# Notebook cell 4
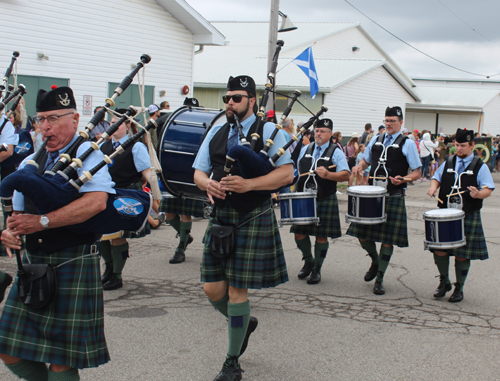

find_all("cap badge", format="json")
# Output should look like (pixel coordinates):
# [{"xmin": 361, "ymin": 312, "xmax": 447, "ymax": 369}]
[
  {"xmin": 240, "ymin": 78, "xmax": 248, "ymax": 88},
  {"xmin": 324, "ymin": 120, "xmax": 330, "ymax": 126},
  {"xmin": 397, "ymin": 109, "xmax": 401, "ymax": 116},
  {"xmin": 466, "ymin": 135, "xmax": 471, "ymax": 141},
  {"xmin": 58, "ymin": 93, "xmax": 70, "ymax": 107}
]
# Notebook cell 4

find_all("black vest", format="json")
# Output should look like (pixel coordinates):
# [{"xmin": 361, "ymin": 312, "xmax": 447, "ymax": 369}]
[
  {"xmin": 438, "ymin": 155, "xmax": 483, "ymax": 215},
  {"xmin": 296, "ymin": 142, "xmax": 338, "ymax": 201},
  {"xmin": 101, "ymin": 140, "xmax": 142, "ymax": 188},
  {"xmin": 24, "ymin": 146, "xmax": 99, "ymax": 254},
  {"xmin": 209, "ymin": 120, "xmax": 267, "ymax": 215},
  {"xmin": 369, "ymin": 133, "xmax": 409, "ymax": 194}
]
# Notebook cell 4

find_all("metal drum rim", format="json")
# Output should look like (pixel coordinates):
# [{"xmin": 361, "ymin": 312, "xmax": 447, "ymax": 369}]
[
  {"xmin": 423, "ymin": 208, "xmax": 465, "ymax": 219},
  {"xmin": 277, "ymin": 191, "xmax": 317, "ymax": 200}
]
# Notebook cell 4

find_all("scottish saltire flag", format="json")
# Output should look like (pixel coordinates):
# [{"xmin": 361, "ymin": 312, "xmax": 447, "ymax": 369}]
[{"xmin": 293, "ymin": 46, "xmax": 319, "ymax": 99}]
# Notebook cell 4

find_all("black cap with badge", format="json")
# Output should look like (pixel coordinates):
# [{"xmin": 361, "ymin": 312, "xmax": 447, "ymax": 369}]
[
  {"xmin": 183, "ymin": 97, "xmax": 199, "ymax": 107},
  {"xmin": 36, "ymin": 85, "xmax": 77, "ymax": 112},
  {"xmin": 455, "ymin": 128, "xmax": 474, "ymax": 143},
  {"xmin": 316, "ymin": 118, "xmax": 333, "ymax": 130},
  {"xmin": 227, "ymin": 75, "xmax": 256, "ymax": 97},
  {"xmin": 385, "ymin": 106, "xmax": 403, "ymax": 119}
]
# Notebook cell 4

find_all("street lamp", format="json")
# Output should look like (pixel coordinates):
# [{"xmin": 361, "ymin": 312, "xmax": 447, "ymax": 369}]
[{"xmin": 278, "ymin": 11, "xmax": 298, "ymax": 33}]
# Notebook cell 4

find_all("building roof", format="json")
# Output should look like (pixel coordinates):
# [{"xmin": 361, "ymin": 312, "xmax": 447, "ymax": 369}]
[
  {"xmin": 407, "ymin": 86, "xmax": 499, "ymax": 112},
  {"xmin": 156, "ymin": 0, "xmax": 226, "ymax": 45},
  {"xmin": 194, "ymin": 21, "xmax": 419, "ymax": 99}
]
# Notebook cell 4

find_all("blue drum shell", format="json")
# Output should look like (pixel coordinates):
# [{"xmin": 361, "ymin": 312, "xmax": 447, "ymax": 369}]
[
  {"xmin": 425, "ymin": 219, "xmax": 463, "ymax": 244},
  {"xmin": 347, "ymin": 195, "xmax": 384, "ymax": 218},
  {"xmin": 280, "ymin": 196, "xmax": 316, "ymax": 220}
]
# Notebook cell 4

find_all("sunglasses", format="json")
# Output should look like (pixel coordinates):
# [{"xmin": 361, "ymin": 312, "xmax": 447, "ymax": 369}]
[{"xmin": 222, "ymin": 94, "xmax": 250, "ymax": 104}]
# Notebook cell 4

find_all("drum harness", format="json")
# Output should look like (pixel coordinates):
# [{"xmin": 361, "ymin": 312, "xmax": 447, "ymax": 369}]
[
  {"xmin": 445, "ymin": 155, "xmax": 481, "ymax": 210},
  {"xmin": 301, "ymin": 143, "xmax": 337, "ymax": 193},
  {"xmin": 372, "ymin": 133, "xmax": 406, "ymax": 190}
]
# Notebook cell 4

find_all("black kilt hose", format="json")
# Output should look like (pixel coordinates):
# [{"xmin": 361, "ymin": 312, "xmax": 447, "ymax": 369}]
[
  {"xmin": 432, "ymin": 210, "xmax": 488, "ymax": 260},
  {"xmin": 347, "ymin": 194, "xmax": 409, "ymax": 247},
  {"xmin": 290, "ymin": 194, "xmax": 342, "ymax": 238},
  {"xmin": 0, "ymin": 244, "xmax": 110, "ymax": 369},
  {"xmin": 121, "ymin": 182, "xmax": 151, "ymax": 239},
  {"xmin": 159, "ymin": 196, "xmax": 205, "ymax": 218},
  {"xmin": 201, "ymin": 198, "xmax": 289, "ymax": 289}
]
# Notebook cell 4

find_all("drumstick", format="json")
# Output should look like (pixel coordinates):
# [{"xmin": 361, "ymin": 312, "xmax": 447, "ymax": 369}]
[
  {"xmin": 447, "ymin": 185, "xmax": 488, "ymax": 197},
  {"xmin": 299, "ymin": 165, "xmax": 336, "ymax": 177},
  {"xmin": 435, "ymin": 196, "xmax": 443, "ymax": 204},
  {"xmin": 369, "ymin": 176, "xmax": 412, "ymax": 181}
]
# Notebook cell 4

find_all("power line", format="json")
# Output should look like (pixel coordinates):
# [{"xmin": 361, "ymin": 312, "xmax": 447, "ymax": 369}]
[
  {"xmin": 344, "ymin": 0, "xmax": 500, "ymax": 78},
  {"xmin": 436, "ymin": 0, "xmax": 500, "ymax": 49}
]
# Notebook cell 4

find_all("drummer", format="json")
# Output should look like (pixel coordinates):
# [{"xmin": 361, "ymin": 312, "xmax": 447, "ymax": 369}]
[
  {"xmin": 347, "ymin": 106, "xmax": 421, "ymax": 295},
  {"xmin": 426, "ymin": 128, "xmax": 494, "ymax": 302},
  {"xmin": 292, "ymin": 118, "xmax": 350, "ymax": 284}
]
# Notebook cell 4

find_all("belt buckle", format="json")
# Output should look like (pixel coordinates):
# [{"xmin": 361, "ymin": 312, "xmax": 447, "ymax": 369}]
[{"xmin": 90, "ymin": 244, "xmax": 98, "ymax": 254}]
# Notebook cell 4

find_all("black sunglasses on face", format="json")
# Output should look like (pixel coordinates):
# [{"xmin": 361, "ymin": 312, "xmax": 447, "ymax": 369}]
[{"xmin": 222, "ymin": 94, "xmax": 250, "ymax": 104}]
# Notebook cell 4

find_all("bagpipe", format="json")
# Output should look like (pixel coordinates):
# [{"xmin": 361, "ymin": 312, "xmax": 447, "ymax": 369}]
[
  {"xmin": 0, "ymin": 83, "xmax": 25, "ymax": 116},
  {"xmin": 0, "ymin": 116, "xmax": 158, "ymax": 235},
  {"xmin": 0, "ymin": 55, "xmax": 156, "ymax": 235},
  {"xmin": 224, "ymin": 104, "xmax": 328, "ymax": 184},
  {"xmin": 0, "ymin": 51, "xmax": 20, "ymax": 101}
]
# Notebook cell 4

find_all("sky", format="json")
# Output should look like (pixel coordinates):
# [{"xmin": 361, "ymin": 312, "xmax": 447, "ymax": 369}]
[{"xmin": 185, "ymin": 0, "xmax": 500, "ymax": 80}]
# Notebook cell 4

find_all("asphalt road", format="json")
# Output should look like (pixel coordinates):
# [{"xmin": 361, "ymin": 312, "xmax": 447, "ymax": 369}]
[{"xmin": 1, "ymin": 174, "xmax": 500, "ymax": 380}]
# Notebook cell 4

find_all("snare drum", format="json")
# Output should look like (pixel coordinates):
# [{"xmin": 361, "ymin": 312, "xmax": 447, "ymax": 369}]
[
  {"xmin": 278, "ymin": 192, "xmax": 319, "ymax": 226},
  {"xmin": 158, "ymin": 106, "xmax": 226, "ymax": 200},
  {"xmin": 423, "ymin": 208, "xmax": 466, "ymax": 250},
  {"xmin": 346, "ymin": 185, "xmax": 387, "ymax": 225}
]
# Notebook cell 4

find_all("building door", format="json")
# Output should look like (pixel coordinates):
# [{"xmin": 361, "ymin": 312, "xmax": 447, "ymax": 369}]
[
  {"xmin": 107, "ymin": 83, "xmax": 154, "ymax": 125},
  {"xmin": 8, "ymin": 75, "xmax": 69, "ymax": 118}
]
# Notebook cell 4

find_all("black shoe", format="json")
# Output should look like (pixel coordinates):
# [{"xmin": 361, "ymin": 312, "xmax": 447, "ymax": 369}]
[
  {"xmin": 449, "ymin": 284, "xmax": 464, "ymax": 303},
  {"xmin": 103, "ymin": 274, "xmax": 123, "ymax": 291},
  {"xmin": 101, "ymin": 262, "xmax": 113, "ymax": 284},
  {"xmin": 214, "ymin": 356, "xmax": 243, "ymax": 381},
  {"xmin": 307, "ymin": 269, "xmax": 321, "ymax": 284},
  {"xmin": 364, "ymin": 262, "xmax": 378, "ymax": 282},
  {"xmin": 298, "ymin": 260, "xmax": 314, "ymax": 279},
  {"xmin": 433, "ymin": 276, "xmax": 452, "ymax": 298},
  {"xmin": 239, "ymin": 317, "xmax": 258, "ymax": 357},
  {"xmin": 0, "ymin": 273, "xmax": 13, "ymax": 303},
  {"xmin": 373, "ymin": 279, "xmax": 385, "ymax": 295},
  {"xmin": 169, "ymin": 248, "xmax": 185, "ymax": 264}
]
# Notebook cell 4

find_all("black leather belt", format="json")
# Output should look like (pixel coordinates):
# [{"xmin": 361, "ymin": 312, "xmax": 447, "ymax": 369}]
[{"xmin": 389, "ymin": 189, "xmax": 406, "ymax": 197}]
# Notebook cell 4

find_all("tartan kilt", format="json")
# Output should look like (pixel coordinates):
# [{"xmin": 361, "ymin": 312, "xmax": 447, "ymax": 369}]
[
  {"xmin": 290, "ymin": 194, "xmax": 341, "ymax": 238},
  {"xmin": 120, "ymin": 182, "xmax": 151, "ymax": 239},
  {"xmin": 436, "ymin": 210, "xmax": 488, "ymax": 260},
  {"xmin": 0, "ymin": 244, "xmax": 109, "ymax": 369},
  {"xmin": 200, "ymin": 199, "xmax": 289, "ymax": 289},
  {"xmin": 346, "ymin": 194, "xmax": 409, "ymax": 247},
  {"xmin": 159, "ymin": 196, "xmax": 205, "ymax": 218}
]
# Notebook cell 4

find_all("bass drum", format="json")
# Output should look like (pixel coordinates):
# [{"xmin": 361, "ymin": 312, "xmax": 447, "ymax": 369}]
[{"xmin": 158, "ymin": 106, "xmax": 226, "ymax": 200}]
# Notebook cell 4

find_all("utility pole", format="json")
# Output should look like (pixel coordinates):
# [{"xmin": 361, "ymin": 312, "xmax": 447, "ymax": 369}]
[{"xmin": 267, "ymin": 0, "xmax": 280, "ymax": 113}]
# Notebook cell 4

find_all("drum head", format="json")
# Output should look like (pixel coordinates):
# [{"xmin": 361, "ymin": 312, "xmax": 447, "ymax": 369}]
[
  {"xmin": 424, "ymin": 208, "xmax": 464, "ymax": 219},
  {"xmin": 347, "ymin": 185, "xmax": 386, "ymax": 196},
  {"xmin": 157, "ymin": 106, "xmax": 226, "ymax": 199}
]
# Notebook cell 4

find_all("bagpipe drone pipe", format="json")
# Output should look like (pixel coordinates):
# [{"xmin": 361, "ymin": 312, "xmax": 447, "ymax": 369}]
[
  {"xmin": 0, "ymin": 51, "xmax": 20, "ymax": 101},
  {"xmin": 0, "ymin": 115, "xmax": 158, "ymax": 235},
  {"xmin": 47, "ymin": 53, "xmax": 151, "ymax": 176}
]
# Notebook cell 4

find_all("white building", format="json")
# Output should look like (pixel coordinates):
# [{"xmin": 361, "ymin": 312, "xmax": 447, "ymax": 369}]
[
  {"xmin": 194, "ymin": 22, "xmax": 420, "ymax": 136},
  {"xmin": 0, "ymin": 0, "xmax": 225, "ymax": 126},
  {"xmin": 406, "ymin": 79, "xmax": 500, "ymax": 136}
]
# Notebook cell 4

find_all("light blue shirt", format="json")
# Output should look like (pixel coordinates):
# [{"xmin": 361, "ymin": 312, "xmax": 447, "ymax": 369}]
[
  {"xmin": 363, "ymin": 131, "xmax": 421, "ymax": 171},
  {"xmin": 193, "ymin": 113, "xmax": 292, "ymax": 174},
  {"xmin": 0, "ymin": 115, "xmax": 18, "ymax": 146},
  {"xmin": 296, "ymin": 141, "xmax": 350, "ymax": 173},
  {"xmin": 13, "ymin": 134, "xmax": 116, "ymax": 211},
  {"xmin": 432, "ymin": 152, "xmax": 495, "ymax": 190},
  {"xmin": 115, "ymin": 135, "xmax": 151, "ymax": 173}
]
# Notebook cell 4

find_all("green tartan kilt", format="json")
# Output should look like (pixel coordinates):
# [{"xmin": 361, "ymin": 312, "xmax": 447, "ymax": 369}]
[
  {"xmin": 433, "ymin": 210, "xmax": 488, "ymax": 260},
  {"xmin": 346, "ymin": 194, "xmax": 409, "ymax": 247},
  {"xmin": 290, "ymin": 194, "xmax": 341, "ymax": 238},
  {"xmin": 159, "ymin": 196, "xmax": 205, "ymax": 218},
  {"xmin": 120, "ymin": 182, "xmax": 151, "ymax": 239},
  {"xmin": 201, "ymin": 199, "xmax": 289, "ymax": 289},
  {"xmin": 0, "ymin": 244, "xmax": 109, "ymax": 369}
]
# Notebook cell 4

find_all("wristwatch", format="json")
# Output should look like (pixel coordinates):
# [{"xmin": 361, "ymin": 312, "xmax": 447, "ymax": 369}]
[{"xmin": 40, "ymin": 215, "xmax": 50, "ymax": 230}]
